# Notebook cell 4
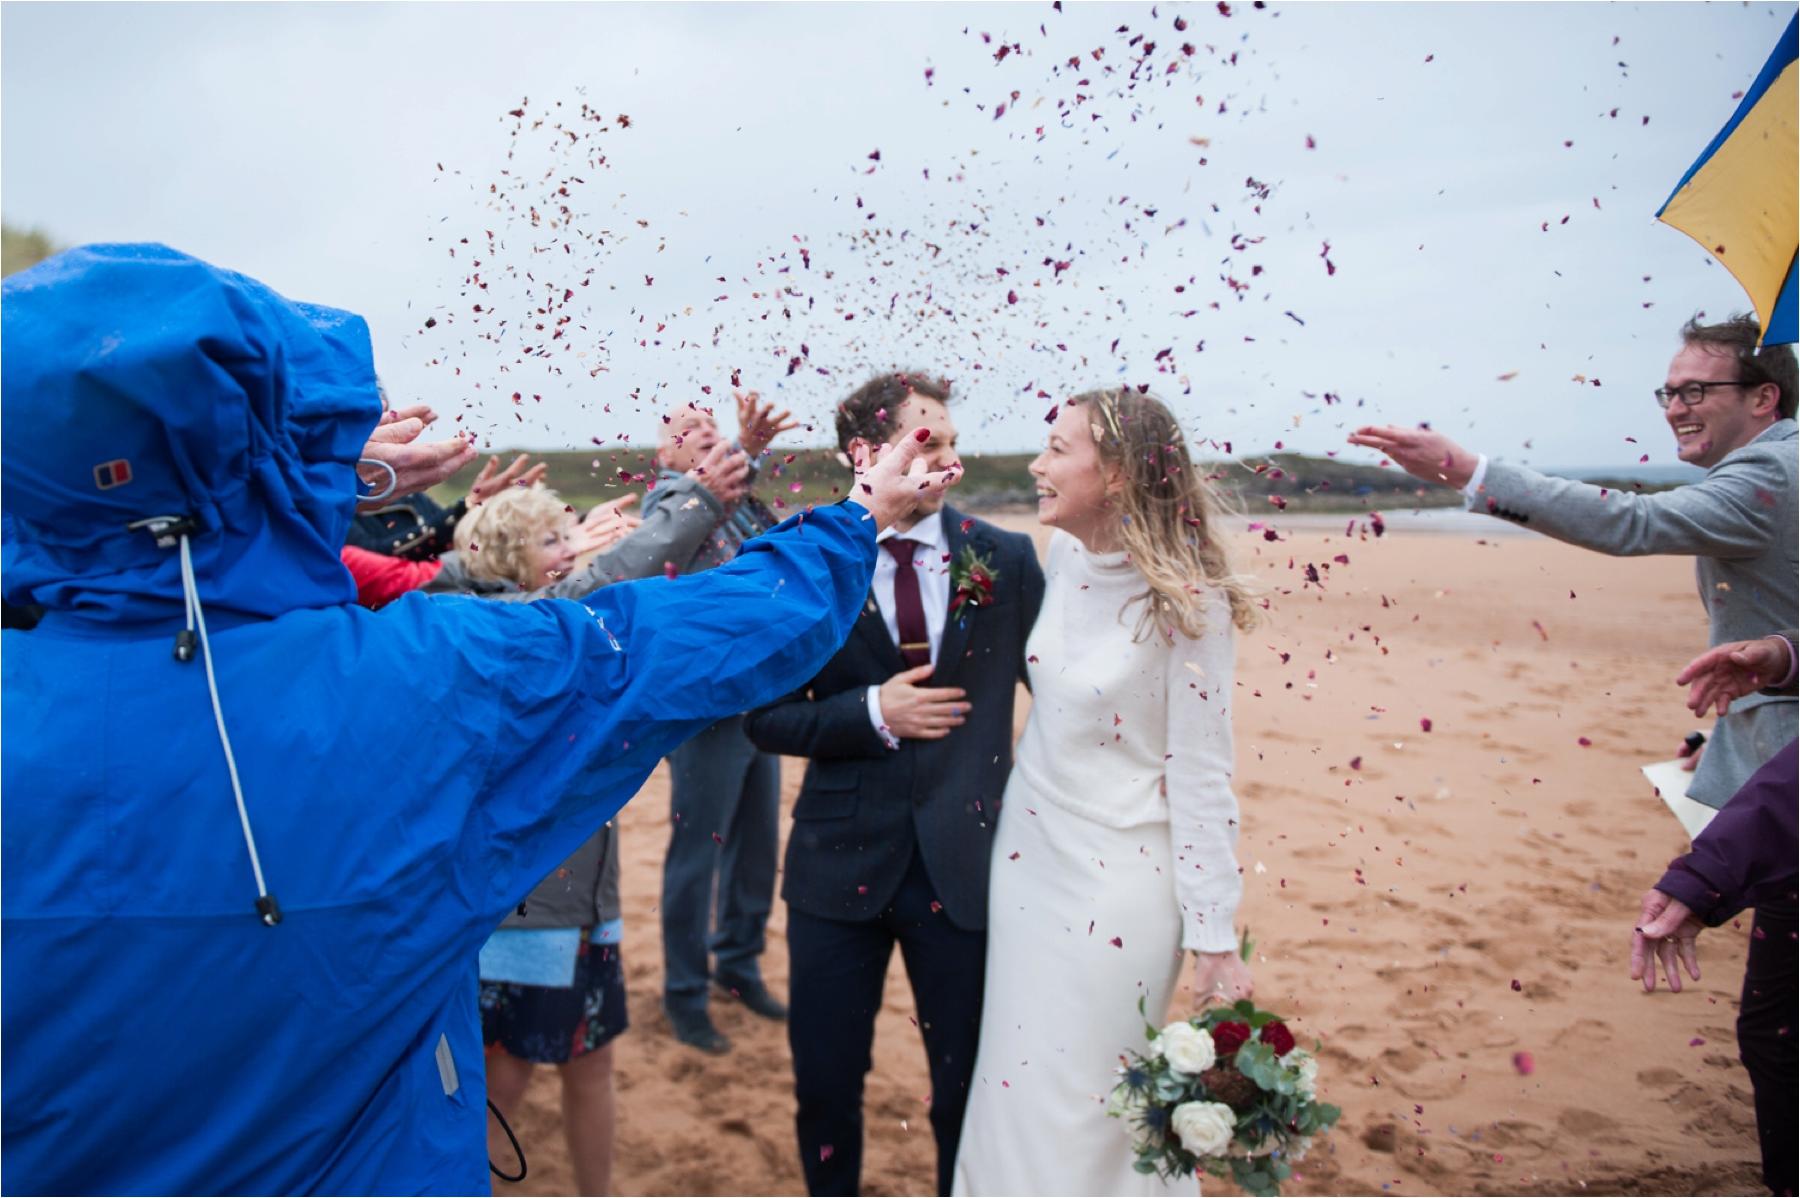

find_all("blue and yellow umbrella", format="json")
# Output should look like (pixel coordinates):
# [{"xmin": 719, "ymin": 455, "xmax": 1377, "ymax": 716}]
[{"xmin": 1657, "ymin": 15, "xmax": 1797, "ymax": 347}]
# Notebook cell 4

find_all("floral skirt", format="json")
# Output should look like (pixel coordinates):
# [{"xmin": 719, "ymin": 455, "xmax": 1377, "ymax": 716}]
[{"xmin": 480, "ymin": 941, "xmax": 628, "ymax": 1065}]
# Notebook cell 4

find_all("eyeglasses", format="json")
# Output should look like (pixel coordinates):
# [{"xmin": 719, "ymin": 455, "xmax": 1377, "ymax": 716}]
[{"xmin": 1653, "ymin": 380, "xmax": 1750, "ymax": 409}]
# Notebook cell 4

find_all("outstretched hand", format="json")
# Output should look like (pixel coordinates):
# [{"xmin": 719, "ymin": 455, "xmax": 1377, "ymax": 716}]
[
  {"xmin": 468, "ymin": 453, "xmax": 549, "ymax": 506},
  {"xmin": 358, "ymin": 406, "xmax": 477, "ymax": 511},
  {"xmin": 1675, "ymin": 636, "xmax": 1793, "ymax": 717},
  {"xmin": 1347, "ymin": 425, "xmax": 1479, "ymax": 490},
  {"xmin": 852, "ymin": 428, "xmax": 962, "ymax": 531},
  {"xmin": 735, "ymin": 390, "xmax": 799, "ymax": 461},
  {"xmin": 1631, "ymin": 889, "xmax": 1702, "ymax": 993}
]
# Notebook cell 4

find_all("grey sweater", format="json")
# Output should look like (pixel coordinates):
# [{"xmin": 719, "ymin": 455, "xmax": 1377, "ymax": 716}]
[
  {"xmin": 1476, "ymin": 418, "xmax": 1798, "ymax": 806},
  {"xmin": 426, "ymin": 473, "xmax": 724, "ymax": 601}
]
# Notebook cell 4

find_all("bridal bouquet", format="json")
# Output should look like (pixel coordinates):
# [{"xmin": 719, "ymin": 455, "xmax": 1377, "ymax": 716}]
[{"xmin": 1107, "ymin": 998, "xmax": 1341, "ymax": 1196}]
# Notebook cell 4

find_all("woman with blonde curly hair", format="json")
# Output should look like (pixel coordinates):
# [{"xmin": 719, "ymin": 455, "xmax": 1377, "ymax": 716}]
[{"xmin": 954, "ymin": 389, "xmax": 1257, "ymax": 1196}]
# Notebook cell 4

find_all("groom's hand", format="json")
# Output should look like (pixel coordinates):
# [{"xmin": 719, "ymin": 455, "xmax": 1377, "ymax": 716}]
[{"xmin": 878, "ymin": 663, "xmax": 968, "ymax": 740}]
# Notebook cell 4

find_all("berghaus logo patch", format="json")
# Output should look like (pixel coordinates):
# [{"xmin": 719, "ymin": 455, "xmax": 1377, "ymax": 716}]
[{"xmin": 93, "ymin": 459, "xmax": 133, "ymax": 490}]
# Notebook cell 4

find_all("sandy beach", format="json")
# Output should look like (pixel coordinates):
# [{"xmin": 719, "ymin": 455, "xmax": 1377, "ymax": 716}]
[{"xmin": 495, "ymin": 512, "xmax": 1765, "ymax": 1197}]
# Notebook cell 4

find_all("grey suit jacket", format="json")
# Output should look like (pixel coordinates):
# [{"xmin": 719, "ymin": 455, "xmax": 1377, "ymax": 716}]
[{"xmin": 1476, "ymin": 419, "xmax": 1798, "ymax": 806}]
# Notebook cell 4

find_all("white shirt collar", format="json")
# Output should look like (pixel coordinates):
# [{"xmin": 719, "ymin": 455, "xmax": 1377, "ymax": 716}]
[{"xmin": 876, "ymin": 507, "xmax": 947, "ymax": 549}]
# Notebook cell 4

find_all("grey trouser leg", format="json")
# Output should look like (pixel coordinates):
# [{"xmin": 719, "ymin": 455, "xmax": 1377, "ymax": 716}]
[{"xmin": 661, "ymin": 716, "xmax": 778, "ymax": 1008}]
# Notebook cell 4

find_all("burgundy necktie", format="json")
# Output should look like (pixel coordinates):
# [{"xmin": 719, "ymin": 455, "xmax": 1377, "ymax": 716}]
[{"xmin": 884, "ymin": 538, "xmax": 931, "ymax": 669}]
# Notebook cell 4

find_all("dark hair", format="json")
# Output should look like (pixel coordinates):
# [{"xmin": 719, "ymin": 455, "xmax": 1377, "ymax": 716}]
[
  {"xmin": 1680, "ymin": 313, "xmax": 1797, "ymax": 420},
  {"xmin": 835, "ymin": 372, "xmax": 950, "ymax": 454}
]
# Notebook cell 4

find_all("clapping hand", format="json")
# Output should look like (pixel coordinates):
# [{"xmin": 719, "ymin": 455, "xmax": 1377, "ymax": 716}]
[
  {"xmin": 358, "ymin": 405, "xmax": 477, "ymax": 511},
  {"xmin": 689, "ymin": 440, "xmax": 752, "ymax": 509},
  {"xmin": 1346, "ymin": 425, "xmax": 1480, "ymax": 490},
  {"xmin": 468, "ymin": 453, "xmax": 549, "ymax": 506},
  {"xmin": 735, "ymin": 390, "xmax": 799, "ymax": 461},
  {"xmin": 1630, "ymin": 889, "xmax": 1702, "ymax": 993},
  {"xmin": 1675, "ymin": 636, "xmax": 1794, "ymax": 717},
  {"xmin": 572, "ymin": 494, "xmax": 643, "ymax": 557}
]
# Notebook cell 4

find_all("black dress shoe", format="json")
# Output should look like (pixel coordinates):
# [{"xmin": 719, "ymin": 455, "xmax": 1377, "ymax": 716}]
[
  {"xmin": 713, "ymin": 973, "xmax": 788, "ymax": 1021},
  {"xmin": 665, "ymin": 1003, "xmax": 731, "ymax": 1054}
]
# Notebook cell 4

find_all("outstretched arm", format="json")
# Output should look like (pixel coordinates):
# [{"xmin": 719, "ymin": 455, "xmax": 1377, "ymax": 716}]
[{"xmin": 1349, "ymin": 424, "xmax": 1787, "ymax": 559}]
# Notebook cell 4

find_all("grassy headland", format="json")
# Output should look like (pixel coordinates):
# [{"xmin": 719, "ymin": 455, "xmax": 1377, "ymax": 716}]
[{"xmin": 433, "ymin": 446, "xmax": 1470, "ymax": 517}]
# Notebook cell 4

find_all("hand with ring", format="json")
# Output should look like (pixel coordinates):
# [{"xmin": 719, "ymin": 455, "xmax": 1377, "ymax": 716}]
[{"xmin": 1630, "ymin": 889, "xmax": 1703, "ymax": 993}]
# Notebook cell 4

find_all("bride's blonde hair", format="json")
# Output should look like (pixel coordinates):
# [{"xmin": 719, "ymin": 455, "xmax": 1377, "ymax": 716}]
[{"xmin": 1070, "ymin": 388, "xmax": 1259, "ymax": 641}]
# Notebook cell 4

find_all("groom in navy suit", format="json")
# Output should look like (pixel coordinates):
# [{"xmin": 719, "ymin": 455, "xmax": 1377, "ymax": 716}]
[{"xmin": 745, "ymin": 373, "xmax": 1045, "ymax": 1196}]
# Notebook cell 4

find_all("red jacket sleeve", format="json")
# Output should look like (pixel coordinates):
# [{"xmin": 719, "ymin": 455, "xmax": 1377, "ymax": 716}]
[{"xmin": 340, "ymin": 546, "xmax": 444, "ymax": 609}]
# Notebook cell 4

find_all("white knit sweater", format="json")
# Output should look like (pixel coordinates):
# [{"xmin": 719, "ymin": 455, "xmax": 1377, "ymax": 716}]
[{"xmin": 1011, "ymin": 531, "xmax": 1244, "ymax": 953}]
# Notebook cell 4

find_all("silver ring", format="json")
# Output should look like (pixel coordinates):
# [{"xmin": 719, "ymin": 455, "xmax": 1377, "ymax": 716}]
[{"xmin": 356, "ymin": 457, "xmax": 399, "ymax": 503}]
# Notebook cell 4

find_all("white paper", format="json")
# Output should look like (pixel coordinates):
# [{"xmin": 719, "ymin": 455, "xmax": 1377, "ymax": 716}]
[{"xmin": 1641, "ymin": 759, "xmax": 1719, "ymax": 841}]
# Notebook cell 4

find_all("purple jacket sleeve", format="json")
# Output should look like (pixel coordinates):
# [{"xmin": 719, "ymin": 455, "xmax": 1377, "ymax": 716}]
[{"xmin": 1656, "ymin": 738, "xmax": 1799, "ymax": 923}]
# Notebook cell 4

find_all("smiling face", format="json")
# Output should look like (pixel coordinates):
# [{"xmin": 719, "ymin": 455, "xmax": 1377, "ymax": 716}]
[
  {"xmin": 657, "ymin": 404, "xmax": 722, "ymax": 474},
  {"xmin": 520, "ymin": 513, "xmax": 580, "ymax": 588},
  {"xmin": 1029, "ymin": 401, "xmax": 1121, "ymax": 549},
  {"xmin": 1663, "ymin": 342, "xmax": 1780, "ymax": 468}
]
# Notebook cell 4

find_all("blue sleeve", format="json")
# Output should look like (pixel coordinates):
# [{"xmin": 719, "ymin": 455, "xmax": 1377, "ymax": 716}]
[{"xmin": 461, "ymin": 502, "xmax": 877, "ymax": 917}]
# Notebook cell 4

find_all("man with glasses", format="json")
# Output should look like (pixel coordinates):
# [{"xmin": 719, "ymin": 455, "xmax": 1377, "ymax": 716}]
[{"xmin": 1348, "ymin": 314, "xmax": 1797, "ymax": 810}]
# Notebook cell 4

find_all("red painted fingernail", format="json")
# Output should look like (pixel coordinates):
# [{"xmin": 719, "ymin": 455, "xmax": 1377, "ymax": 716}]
[{"xmin": 914, "ymin": 427, "xmax": 930, "ymax": 442}]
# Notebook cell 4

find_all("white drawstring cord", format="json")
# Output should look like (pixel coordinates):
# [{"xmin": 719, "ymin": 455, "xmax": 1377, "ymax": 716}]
[{"xmin": 177, "ymin": 532, "xmax": 281, "ymax": 926}]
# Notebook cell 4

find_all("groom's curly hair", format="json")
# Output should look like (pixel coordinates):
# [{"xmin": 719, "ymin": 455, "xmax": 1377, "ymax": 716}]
[
  {"xmin": 1070, "ymin": 388, "xmax": 1260, "ymax": 641},
  {"xmin": 835, "ymin": 372, "xmax": 951, "ymax": 455}
]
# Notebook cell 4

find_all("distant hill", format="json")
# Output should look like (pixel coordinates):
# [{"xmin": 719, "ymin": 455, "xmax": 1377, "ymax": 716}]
[{"xmin": 435, "ymin": 446, "xmax": 1485, "ymax": 515}]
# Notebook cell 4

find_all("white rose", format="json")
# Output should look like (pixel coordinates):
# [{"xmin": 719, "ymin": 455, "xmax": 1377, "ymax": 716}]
[
  {"xmin": 1150, "ymin": 1021, "xmax": 1216, "ymax": 1075},
  {"xmin": 1169, "ymin": 1100, "xmax": 1238, "ymax": 1157},
  {"xmin": 1287, "ymin": 1049, "xmax": 1318, "ymax": 1100}
]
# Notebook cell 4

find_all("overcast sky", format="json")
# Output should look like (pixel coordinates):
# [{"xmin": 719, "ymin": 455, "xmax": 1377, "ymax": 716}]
[{"xmin": 3, "ymin": 1, "xmax": 1791, "ymax": 468}]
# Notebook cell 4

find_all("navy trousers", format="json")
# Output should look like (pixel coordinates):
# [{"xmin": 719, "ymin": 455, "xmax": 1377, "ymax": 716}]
[
  {"xmin": 661, "ymin": 715, "xmax": 780, "ymax": 1010},
  {"xmin": 787, "ymin": 849, "xmax": 986, "ymax": 1197}
]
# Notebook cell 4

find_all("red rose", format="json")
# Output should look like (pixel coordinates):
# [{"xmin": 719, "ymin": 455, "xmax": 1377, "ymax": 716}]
[
  {"xmin": 1259, "ymin": 1021, "xmax": 1296, "ymax": 1057},
  {"xmin": 1210, "ymin": 1021, "xmax": 1252, "ymax": 1056}
]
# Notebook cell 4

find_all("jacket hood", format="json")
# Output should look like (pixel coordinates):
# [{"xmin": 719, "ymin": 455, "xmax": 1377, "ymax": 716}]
[{"xmin": 2, "ymin": 244, "xmax": 380, "ymax": 629}]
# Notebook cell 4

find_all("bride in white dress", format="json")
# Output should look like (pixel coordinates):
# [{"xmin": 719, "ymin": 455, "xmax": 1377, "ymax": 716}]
[{"xmin": 952, "ymin": 389, "xmax": 1258, "ymax": 1196}]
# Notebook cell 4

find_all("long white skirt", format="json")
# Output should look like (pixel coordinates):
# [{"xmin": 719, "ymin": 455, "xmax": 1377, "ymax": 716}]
[{"xmin": 952, "ymin": 774, "xmax": 1190, "ymax": 1197}]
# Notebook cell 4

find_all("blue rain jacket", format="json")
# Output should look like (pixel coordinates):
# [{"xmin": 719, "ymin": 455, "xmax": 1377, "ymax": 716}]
[{"xmin": 0, "ymin": 244, "xmax": 876, "ymax": 1195}]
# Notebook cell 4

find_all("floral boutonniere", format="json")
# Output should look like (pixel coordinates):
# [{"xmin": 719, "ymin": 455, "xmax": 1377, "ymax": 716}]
[{"xmin": 949, "ymin": 544, "xmax": 999, "ymax": 619}]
